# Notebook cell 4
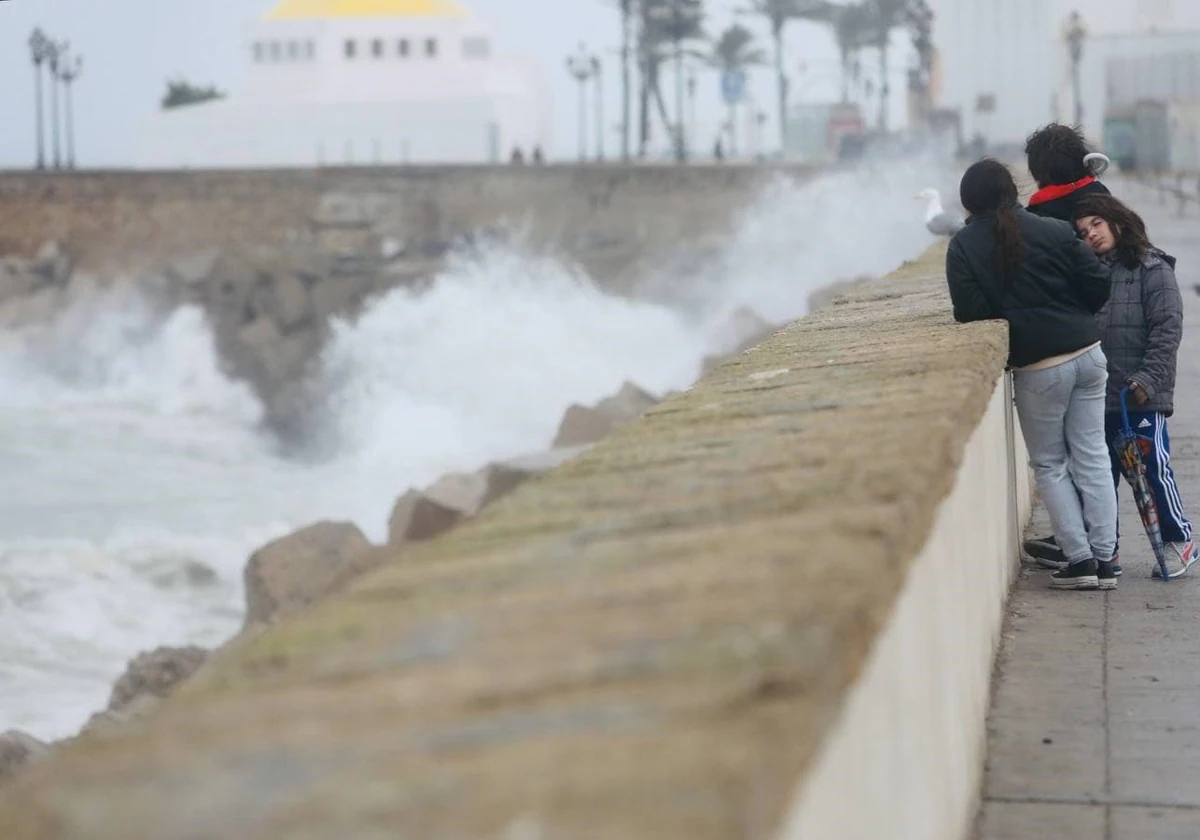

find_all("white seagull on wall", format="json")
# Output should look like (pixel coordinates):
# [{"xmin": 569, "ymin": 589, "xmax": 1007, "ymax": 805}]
[{"xmin": 916, "ymin": 188, "xmax": 965, "ymax": 237}]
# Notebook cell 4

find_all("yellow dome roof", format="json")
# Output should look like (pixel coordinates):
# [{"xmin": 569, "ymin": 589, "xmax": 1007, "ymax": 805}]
[{"xmin": 265, "ymin": 0, "xmax": 467, "ymax": 20}]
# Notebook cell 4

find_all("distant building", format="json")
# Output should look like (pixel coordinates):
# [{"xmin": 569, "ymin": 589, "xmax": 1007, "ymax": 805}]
[
  {"xmin": 137, "ymin": 0, "xmax": 551, "ymax": 168},
  {"xmin": 927, "ymin": 0, "xmax": 1200, "ymax": 146},
  {"xmin": 783, "ymin": 102, "xmax": 865, "ymax": 164}
]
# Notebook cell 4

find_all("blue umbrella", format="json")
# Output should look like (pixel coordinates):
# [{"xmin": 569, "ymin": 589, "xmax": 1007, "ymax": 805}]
[{"xmin": 1112, "ymin": 386, "xmax": 1170, "ymax": 581}]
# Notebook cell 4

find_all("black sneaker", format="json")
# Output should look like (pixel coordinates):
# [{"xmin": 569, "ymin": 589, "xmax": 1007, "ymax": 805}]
[
  {"xmin": 1051, "ymin": 558, "xmax": 1099, "ymax": 590},
  {"xmin": 1097, "ymin": 561, "xmax": 1118, "ymax": 590},
  {"xmin": 1025, "ymin": 534, "xmax": 1067, "ymax": 570}
]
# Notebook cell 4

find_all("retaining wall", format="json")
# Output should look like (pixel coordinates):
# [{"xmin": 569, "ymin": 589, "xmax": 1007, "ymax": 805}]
[
  {"xmin": 0, "ymin": 244, "xmax": 1032, "ymax": 840},
  {"xmin": 0, "ymin": 165, "xmax": 812, "ymax": 290}
]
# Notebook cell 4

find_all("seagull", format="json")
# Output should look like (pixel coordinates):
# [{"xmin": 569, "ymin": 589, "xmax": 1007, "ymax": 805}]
[{"xmin": 916, "ymin": 188, "xmax": 965, "ymax": 237}]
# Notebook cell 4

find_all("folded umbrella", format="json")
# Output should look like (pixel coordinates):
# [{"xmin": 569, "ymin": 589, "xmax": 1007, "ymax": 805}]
[{"xmin": 1112, "ymin": 386, "xmax": 1170, "ymax": 581}]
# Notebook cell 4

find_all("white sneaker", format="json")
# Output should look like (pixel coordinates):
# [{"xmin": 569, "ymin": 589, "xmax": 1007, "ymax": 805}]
[{"xmin": 1153, "ymin": 541, "xmax": 1199, "ymax": 579}]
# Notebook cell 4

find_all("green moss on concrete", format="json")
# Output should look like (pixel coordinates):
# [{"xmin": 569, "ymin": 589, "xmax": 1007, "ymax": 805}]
[{"xmin": 0, "ymin": 244, "xmax": 1011, "ymax": 840}]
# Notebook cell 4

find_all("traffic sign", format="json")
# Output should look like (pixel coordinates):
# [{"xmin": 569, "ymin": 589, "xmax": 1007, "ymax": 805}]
[{"xmin": 721, "ymin": 71, "xmax": 747, "ymax": 106}]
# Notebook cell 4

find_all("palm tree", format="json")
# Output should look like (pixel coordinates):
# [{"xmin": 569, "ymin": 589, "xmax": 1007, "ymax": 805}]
[
  {"xmin": 162, "ymin": 78, "xmax": 226, "ymax": 110},
  {"xmin": 906, "ymin": 0, "xmax": 935, "ymax": 127},
  {"xmin": 607, "ymin": 0, "xmax": 636, "ymax": 161},
  {"xmin": 864, "ymin": 0, "xmax": 908, "ymax": 132},
  {"xmin": 831, "ymin": 3, "xmax": 874, "ymax": 103},
  {"xmin": 708, "ymin": 23, "xmax": 766, "ymax": 156},
  {"xmin": 642, "ymin": 0, "xmax": 706, "ymax": 161},
  {"xmin": 742, "ymin": 0, "xmax": 833, "ymax": 156}
]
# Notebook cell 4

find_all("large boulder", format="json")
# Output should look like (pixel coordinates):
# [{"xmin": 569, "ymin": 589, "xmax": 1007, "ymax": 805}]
[
  {"xmin": 310, "ymin": 273, "xmax": 374, "ymax": 322},
  {"xmin": 164, "ymin": 249, "xmax": 220, "ymax": 290},
  {"xmin": 386, "ymin": 469, "xmax": 493, "ymax": 547},
  {"xmin": 387, "ymin": 489, "xmax": 475, "ymax": 546},
  {"xmin": 0, "ymin": 731, "xmax": 50, "ymax": 785},
  {"xmin": 707, "ymin": 306, "xmax": 776, "ymax": 357},
  {"xmin": 0, "ymin": 286, "xmax": 65, "ymax": 328},
  {"xmin": 480, "ymin": 447, "xmax": 589, "ymax": 507},
  {"xmin": 699, "ymin": 306, "xmax": 780, "ymax": 376},
  {"xmin": 0, "ymin": 241, "xmax": 74, "ymax": 312},
  {"xmin": 105, "ymin": 646, "xmax": 210, "ymax": 714},
  {"xmin": 83, "ymin": 694, "xmax": 160, "ymax": 737},
  {"xmin": 552, "ymin": 382, "xmax": 659, "ymax": 447},
  {"xmin": 243, "ymin": 522, "xmax": 374, "ymax": 627},
  {"xmin": 387, "ymin": 448, "xmax": 591, "ymax": 546},
  {"xmin": 269, "ymin": 272, "xmax": 313, "ymax": 332},
  {"xmin": 32, "ymin": 240, "xmax": 73, "ymax": 288},
  {"xmin": 425, "ymin": 470, "xmax": 489, "ymax": 513},
  {"xmin": 235, "ymin": 317, "xmax": 316, "ymax": 385},
  {"xmin": 0, "ymin": 257, "xmax": 42, "ymax": 304}
]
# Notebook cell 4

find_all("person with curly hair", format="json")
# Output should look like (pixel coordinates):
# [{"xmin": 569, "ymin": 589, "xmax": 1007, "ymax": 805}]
[
  {"xmin": 1075, "ymin": 193, "xmax": 1197, "ymax": 578},
  {"xmin": 1021, "ymin": 123, "xmax": 1115, "ymax": 570},
  {"xmin": 1025, "ymin": 123, "xmax": 1112, "ymax": 222}
]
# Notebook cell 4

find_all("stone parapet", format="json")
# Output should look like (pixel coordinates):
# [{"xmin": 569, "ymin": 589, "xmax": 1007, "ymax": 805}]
[{"xmin": 0, "ymin": 245, "xmax": 1027, "ymax": 840}]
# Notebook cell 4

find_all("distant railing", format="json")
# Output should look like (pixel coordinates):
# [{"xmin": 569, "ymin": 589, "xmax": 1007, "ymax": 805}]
[{"xmin": 1131, "ymin": 172, "xmax": 1200, "ymax": 215}]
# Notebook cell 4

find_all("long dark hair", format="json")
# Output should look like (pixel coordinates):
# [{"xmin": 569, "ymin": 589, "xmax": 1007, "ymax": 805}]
[
  {"xmin": 960, "ymin": 159, "xmax": 1022, "ymax": 283},
  {"xmin": 1074, "ymin": 194, "xmax": 1152, "ymax": 269},
  {"xmin": 1025, "ymin": 123, "xmax": 1093, "ymax": 188}
]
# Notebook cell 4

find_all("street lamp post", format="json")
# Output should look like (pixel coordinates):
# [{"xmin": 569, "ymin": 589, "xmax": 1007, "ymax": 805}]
[
  {"xmin": 687, "ymin": 68, "xmax": 697, "ymax": 154},
  {"xmin": 57, "ymin": 49, "xmax": 83, "ymax": 171},
  {"xmin": 567, "ymin": 43, "xmax": 597, "ymax": 163},
  {"xmin": 28, "ymin": 29, "xmax": 50, "ymax": 170},
  {"xmin": 46, "ymin": 40, "xmax": 65, "ymax": 170},
  {"xmin": 1064, "ymin": 11, "xmax": 1088, "ymax": 128},
  {"xmin": 591, "ymin": 55, "xmax": 604, "ymax": 162}
]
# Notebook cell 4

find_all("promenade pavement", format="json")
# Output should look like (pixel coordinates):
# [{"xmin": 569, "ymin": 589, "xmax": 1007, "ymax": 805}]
[{"xmin": 976, "ymin": 185, "xmax": 1200, "ymax": 839}]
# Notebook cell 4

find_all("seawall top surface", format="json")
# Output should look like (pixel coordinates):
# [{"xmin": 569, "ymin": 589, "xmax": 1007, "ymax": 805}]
[{"xmin": 0, "ymin": 245, "xmax": 1009, "ymax": 839}]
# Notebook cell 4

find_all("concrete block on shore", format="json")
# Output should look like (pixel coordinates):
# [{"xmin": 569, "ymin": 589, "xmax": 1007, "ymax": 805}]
[
  {"xmin": 0, "ymin": 731, "xmax": 49, "ymax": 786},
  {"xmin": 243, "ymin": 522, "xmax": 373, "ymax": 627},
  {"xmin": 553, "ymin": 381, "xmax": 659, "ymax": 447}
]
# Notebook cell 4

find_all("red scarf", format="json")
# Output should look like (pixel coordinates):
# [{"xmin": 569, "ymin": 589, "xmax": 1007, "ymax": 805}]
[{"xmin": 1028, "ymin": 175, "xmax": 1097, "ymax": 207}]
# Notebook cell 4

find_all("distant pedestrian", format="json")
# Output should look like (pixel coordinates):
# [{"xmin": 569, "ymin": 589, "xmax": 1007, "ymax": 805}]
[
  {"xmin": 532, "ymin": 145, "xmax": 545, "ymax": 165},
  {"xmin": 947, "ymin": 159, "xmax": 1117, "ymax": 590},
  {"xmin": 1075, "ymin": 193, "xmax": 1198, "ymax": 578},
  {"xmin": 510, "ymin": 146, "xmax": 526, "ymax": 165}
]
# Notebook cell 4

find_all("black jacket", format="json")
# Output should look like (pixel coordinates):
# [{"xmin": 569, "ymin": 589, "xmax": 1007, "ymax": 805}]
[
  {"xmin": 946, "ymin": 206, "xmax": 1112, "ymax": 368},
  {"xmin": 1026, "ymin": 177, "xmax": 1112, "ymax": 223}
]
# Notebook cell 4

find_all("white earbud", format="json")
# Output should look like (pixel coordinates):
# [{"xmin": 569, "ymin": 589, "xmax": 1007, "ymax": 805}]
[{"xmin": 1084, "ymin": 152, "xmax": 1111, "ymax": 177}]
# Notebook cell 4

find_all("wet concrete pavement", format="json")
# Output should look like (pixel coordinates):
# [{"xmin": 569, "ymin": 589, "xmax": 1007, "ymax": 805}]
[{"xmin": 976, "ymin": 183, "xmax": 1200, "ymax": 839}]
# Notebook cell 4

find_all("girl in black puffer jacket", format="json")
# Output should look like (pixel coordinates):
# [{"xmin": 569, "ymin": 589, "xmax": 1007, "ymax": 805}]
[{"xmin": 947, "ymin": 159, "xmax": 1117, "ymax": 591}]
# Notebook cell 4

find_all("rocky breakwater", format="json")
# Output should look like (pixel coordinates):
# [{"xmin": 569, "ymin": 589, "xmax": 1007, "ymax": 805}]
[
  {"xmin": 0, "ymin": 237, "xmax": 402, "ymax": 439},
  {"xmin": 0, "ymin": 238, "xmax": 787, "ymax": 445},
  {"xmin": 0, "ymin": 166, "xmax": 807, "ymax": 437}
]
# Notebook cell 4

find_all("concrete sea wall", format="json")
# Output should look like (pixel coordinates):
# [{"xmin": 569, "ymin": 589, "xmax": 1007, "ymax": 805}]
[
  {"xmin": 0, "ymin": 165, "xmax": 813, "ymax": 287},
  {"xmin": 0, "ymin": 245, "xmax": 1032, "ymax": 839}
]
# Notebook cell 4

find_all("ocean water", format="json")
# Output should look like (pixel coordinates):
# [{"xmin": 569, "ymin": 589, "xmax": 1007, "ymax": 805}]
[{"xmin": 0, "ymin": 159, "xmax": 952, "ymax": 741}]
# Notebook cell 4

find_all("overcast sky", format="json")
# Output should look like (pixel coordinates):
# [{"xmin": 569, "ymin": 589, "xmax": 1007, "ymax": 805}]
[{"xmin": 0, "ymin": 0, "xmax": 909, "ymax": 169}]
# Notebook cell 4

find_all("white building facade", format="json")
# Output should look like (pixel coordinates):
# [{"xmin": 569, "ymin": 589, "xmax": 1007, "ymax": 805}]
[
  {"xmin": 927, "ymin": 0, "xmax": 1200, "ymax": 146},
  {"xmin": 138, "ymin": 0, "xmax": 551, "ymax": 168}
]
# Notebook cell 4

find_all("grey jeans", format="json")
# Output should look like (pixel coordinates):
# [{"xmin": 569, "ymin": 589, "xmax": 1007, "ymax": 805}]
[{"xmin": 1013, "ymin": 344, "xmax": 1118, "ymax": 565}]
